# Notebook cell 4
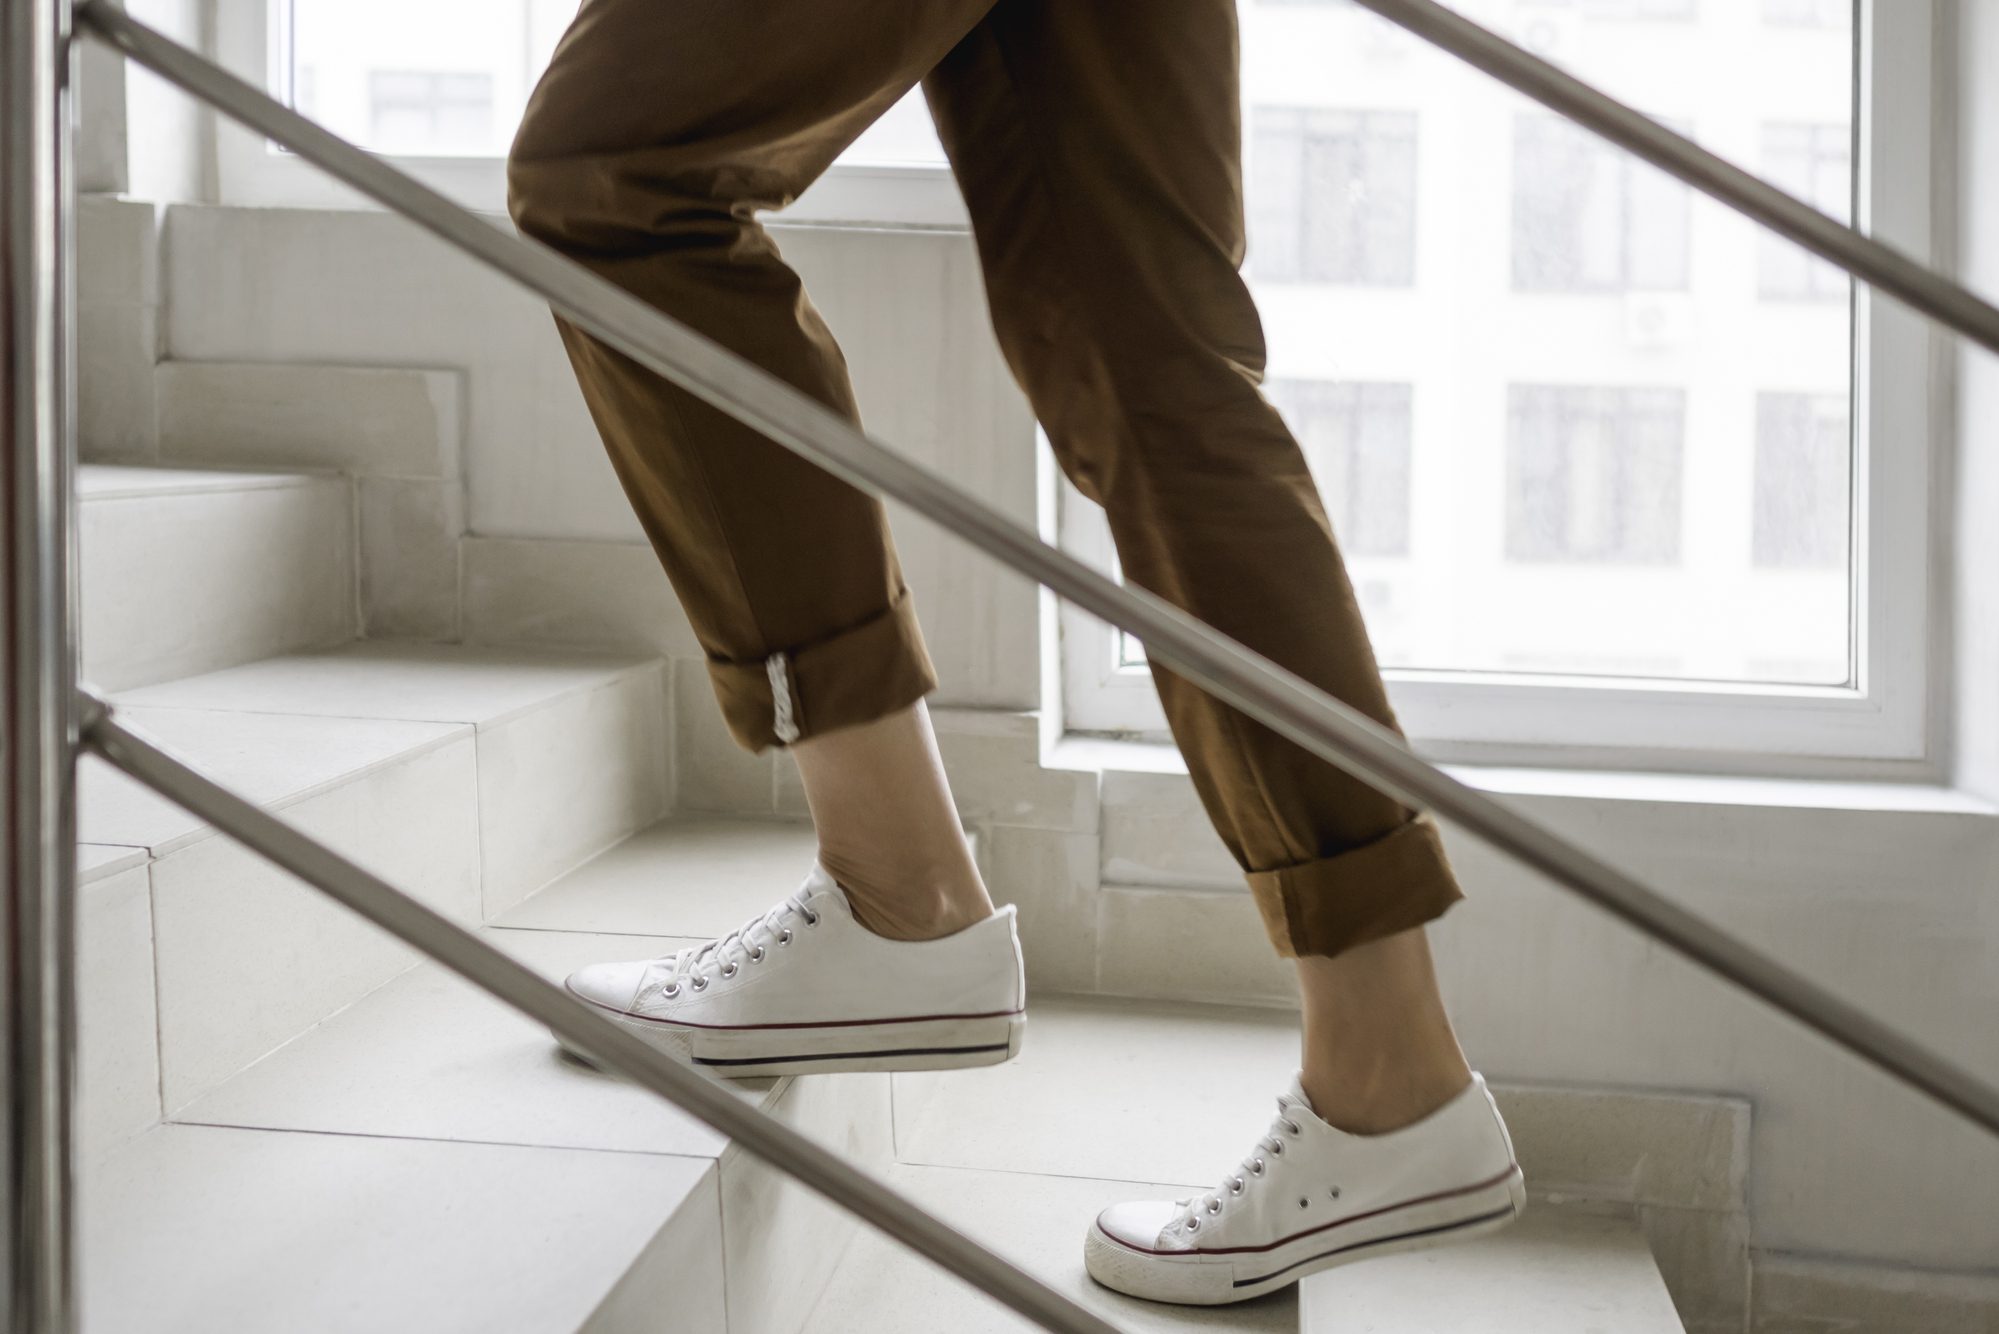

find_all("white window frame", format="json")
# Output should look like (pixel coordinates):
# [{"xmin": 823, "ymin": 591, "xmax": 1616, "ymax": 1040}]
[
  {"xmin": 210, "ymin": 0, "xmax": 970, "ymax": 226},
  {"xmin": 1060, "ymin": 0, "xmax": 1946, "ymax": 780}
]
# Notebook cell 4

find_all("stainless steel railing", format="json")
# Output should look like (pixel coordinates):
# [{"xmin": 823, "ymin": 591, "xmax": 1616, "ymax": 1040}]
[{"xmin": 4, "ymin": 0, "xmax": 1994, "ymax": 1330}]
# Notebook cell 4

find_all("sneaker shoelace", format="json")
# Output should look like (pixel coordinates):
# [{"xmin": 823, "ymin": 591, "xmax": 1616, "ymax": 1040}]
[
  {"xmin": 1178, "ymin": 1095, "xmax": 1308, "ymax": 1234},
  {"xmin": 639, "ymin": 887, "xmax": 820, "ymax": 1000}
]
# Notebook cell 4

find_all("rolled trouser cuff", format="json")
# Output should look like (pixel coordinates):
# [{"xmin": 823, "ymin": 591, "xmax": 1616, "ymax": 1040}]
[
  {"xmin": 1244, "ymin": 815, "xmax": 1463, "ymax": 959},
  {"xmin": 707, "ymin": 586, "xmax": 937, "ymax": 752}
]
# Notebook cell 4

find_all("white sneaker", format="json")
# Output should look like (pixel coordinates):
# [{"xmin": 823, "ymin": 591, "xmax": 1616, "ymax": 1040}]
[
  {"xmin": 1085, "ymin": 1074, "xmax": 1524, "ymax": 1305},
  {"xmin": 560, "ymin": 865, "xmax": 1026, "ymax": 1077}
]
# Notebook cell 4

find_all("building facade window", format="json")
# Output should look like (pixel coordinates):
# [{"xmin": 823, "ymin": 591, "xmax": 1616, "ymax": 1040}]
[
  {"xmin": 1754, "ymin": 393, "xmax": 1850, "ymax": 569},
  {"xmin": 1267, "ymin": 380, "xmax": 1415, "ymax": 557},
  {"xmin": 1512, "ymin": 113, "xmax": 1691, "ymax": 292},
  {"xmin": 1760, "ymin": 122, "xmax": 1853, "ymax": 300},
  {"xmin": 1763, "ymin": 0, "xmax": 1850, "ymax": 29},
  {"xmin": 1505, "ymin": 385, "xmax": 1685, "ymax": 564},
  {"xmin": 367, "ymin": 71, "xmax": 494, "ymax": 156},
  {"xmin": 1249, "ymin": 107, "xmax": 1419, "ymax": 286}
]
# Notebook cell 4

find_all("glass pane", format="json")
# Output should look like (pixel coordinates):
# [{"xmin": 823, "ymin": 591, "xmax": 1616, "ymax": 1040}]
[
  {"xmin": 1242, "ymin": 0, "xmax": 1854, "ymax": 686},
  {"xmin": 288, "ymin": 0, "xmax": 576, "ymax": 157},
  {"xmin": 286, "ymin": 0, "xmax": 951, "ymax": 165}
]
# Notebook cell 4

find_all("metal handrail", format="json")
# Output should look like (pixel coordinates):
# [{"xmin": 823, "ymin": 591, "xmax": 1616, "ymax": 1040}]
[
  {"xmin": 1352, "ymin": 0, "xmax": 1999, "ymax": 359},
  {"xmin": 5, "ymin": 1, "xmax": 1987, "ymax": 1331}
]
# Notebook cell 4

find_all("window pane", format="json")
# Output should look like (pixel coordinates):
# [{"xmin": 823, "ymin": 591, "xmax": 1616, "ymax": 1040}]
[
  {"xmin": 289, "ymin": 0, "xmax": 575, "ymax": 157},
  {"xmin": 1243, "ymin": 0, "xmax": 1853, "ymax": 685}
]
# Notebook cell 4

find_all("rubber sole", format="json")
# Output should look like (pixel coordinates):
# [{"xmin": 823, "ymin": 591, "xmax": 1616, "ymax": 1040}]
[
  {"xmin": 1084, "ymin": 1165, "xmax": 1527, "ymax": 1306},
  {"xmin": 557, "ymin": 1005, "xmax": 1026, "ymax": 1078}
]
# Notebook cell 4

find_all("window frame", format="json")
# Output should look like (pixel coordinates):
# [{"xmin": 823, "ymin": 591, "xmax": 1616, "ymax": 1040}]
[
  {"xmin": 211, "ymin": 0, "xmax": 971, "ymax": 226},
  {"xmin": 1061, "ymin": 0, "xmax": 1946, "ymax": 780}
]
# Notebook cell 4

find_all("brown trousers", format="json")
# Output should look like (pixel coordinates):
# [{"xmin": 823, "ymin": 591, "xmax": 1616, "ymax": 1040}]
[{"xmin": 507, "ymin": 0, "xmax": 1463, "ymax": 958}]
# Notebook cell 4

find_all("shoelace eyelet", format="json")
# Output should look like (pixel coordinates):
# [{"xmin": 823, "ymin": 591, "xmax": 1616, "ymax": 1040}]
[
  {"xmin": 1329, "ymin": 1186, "xmax": 1342, "ymax": 1200},
  {"xmin": 1206, "ymin": 1198, "xmax": 1222, "ymax": 1215},
  {"xmin": 1298, "ymin": 1197, "xmax": 1310, "ymax": 1209},
  {"xmin": 1270, "ymin": 1141, "xmax": 1283, "ymax": 1157},
  {"xmin": 1184, "ymin": 1217, "xmax": 1200, "ymax": 1233},
  {"xmin": 690, "ymin": 975, "xmax": 709, "ymax": 991},
  {"xmin": 749, "ymin": 946, "xmax": 766, "ymax": 964},
  {"xmin": 721, "ymin": 962, "xmax": 738, "ymax": 979},
  {"xmin": 803, "ymin": 910, "xmax": 820, "ymax": 927},
  {"xmin": 1249, "ymin": 1159, "xmax": 1265, "ymax": 1176},
  {"xmin": 1229, "ymin": 1177, "xmax": 1244, "ymax": 1195},
  {"xmin": 778, "ymin": 928, "xmax": 793, "ymax": 946},
  {"xmin": 1284, "ymin": 1120, "xmax": 1301, "ymax": 1137},
  {"xmin": 662, "ymin": 983, "xmax": 680, "ymax": 998}
]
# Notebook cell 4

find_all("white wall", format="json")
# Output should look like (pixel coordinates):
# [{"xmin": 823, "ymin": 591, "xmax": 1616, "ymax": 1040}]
[{"xmin": 161, "ymin": 206, "xmax": 1042, "ymax": 709}]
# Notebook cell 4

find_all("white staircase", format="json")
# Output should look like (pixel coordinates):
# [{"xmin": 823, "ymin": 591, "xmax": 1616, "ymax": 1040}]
[{"xmin": 73, "ymin": 434, "xmax": 1700, "ymax": 1330}]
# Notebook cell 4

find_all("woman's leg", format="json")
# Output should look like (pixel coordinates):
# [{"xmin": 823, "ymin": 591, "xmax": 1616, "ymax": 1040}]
[
  {"xmin": 924, "ymin": 3, "xmax": 1516, "ymax": 1302},
  {"xmin": 508, "ymin": 0, "xmax": 1027, "ymax": 1078},
  {"xmin": 509, "ymin": 0, "xmax": 999, "ymax": 940},
  {"xmin": 791, "ymin": 702, "xmax": 994, "ymax": 942},
  {"xmin": 922, "ymin": 0, "xmax": 1471, "ymax": 1129}
]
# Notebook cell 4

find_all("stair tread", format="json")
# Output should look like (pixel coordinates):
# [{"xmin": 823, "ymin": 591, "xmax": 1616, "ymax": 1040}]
[
  {"xmin": 115, "ymin": 641, "xmax": 661, "ymax": 728},
  {"xmin": 84, "ymin": 644, "xmax": 664, "ymax": 854},
  {"xmin": 81, "ymin": 1122, "xmax": 717, "ymax": 1334},
  {"xmin": 78, "ymin": 461, "xmax": 336, "ymax": 500},
  {"xmin": 496, "ymin": 816, "xmax": 819, "ymax": 939},
  {"xmin": 174, "ymin": 923, "xmax": 767, "ymax": 1159}
]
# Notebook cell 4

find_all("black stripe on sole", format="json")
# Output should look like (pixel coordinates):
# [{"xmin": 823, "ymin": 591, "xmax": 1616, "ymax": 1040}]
[
  {"xmin": 692, "ymin": 1041, "xmax": 1012, "ymax": 1068},
  {"xmin": 1232, "ymin": 1203, "xmax": 1519, "ymax": 1288}
]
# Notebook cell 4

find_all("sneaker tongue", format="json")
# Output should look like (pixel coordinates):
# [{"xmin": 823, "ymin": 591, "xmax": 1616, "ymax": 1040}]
[
  {"xmin": 1281, "ymin": 1072, "xmax": 1318, "ymax": 1119},
  {"xmin": 798, "ymin": 864, "xmax": 852, "ymax": 916}
]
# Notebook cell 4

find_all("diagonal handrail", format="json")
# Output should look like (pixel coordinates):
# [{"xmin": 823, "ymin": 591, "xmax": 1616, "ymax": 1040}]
[
  {"xmin": 77, "ymin": 693, "xmax": 1126, "ymax": 1334},
  {"xmin": 1351, "ymin": 0, "xmax": 1999, "ymax": 358},
  {"xmin": 75, "ymin": 0, "xmax": 1999, "ymax": 1150}
]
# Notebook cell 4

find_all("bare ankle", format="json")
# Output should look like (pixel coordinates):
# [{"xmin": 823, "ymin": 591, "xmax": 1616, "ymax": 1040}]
[
  {"xmin": 1298, "ymin": 1055, "xmax": 1471, "ymax": 1136},
  {"xmin": 845, "ymin": 888, "xmax": 990, "ymax": 942}
]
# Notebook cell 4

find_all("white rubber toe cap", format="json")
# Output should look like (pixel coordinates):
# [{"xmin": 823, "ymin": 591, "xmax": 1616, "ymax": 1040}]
[
  {"xmin": 1095, "ymin": 1200, "xmax": 1183, "ymax": 1251},
  {"xmin": 564, "ymin": 960, "xmax": 649, "ymax": 1014}
]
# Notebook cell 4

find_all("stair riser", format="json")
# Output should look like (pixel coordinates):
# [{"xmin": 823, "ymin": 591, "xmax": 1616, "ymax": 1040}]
[
  {"xmin": 716, "ymin": 1073, "xmax": 894, "ymax": 1334},
  {"xmin": 78, "ymin": 859, "xmax": 163, "ymax": 1160},
  {"xmin": 81, "ymin": 478, "xmax": 357, "ymax": 691},
  {"xmin": 149, "ymin": 735, "xmax": 482, "ymax": 1111},
  {"xmin": 476, "ymin": 662, "xmax": 674, "ymax": 917}
]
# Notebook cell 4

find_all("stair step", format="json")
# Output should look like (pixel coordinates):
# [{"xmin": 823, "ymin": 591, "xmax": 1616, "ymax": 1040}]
[
  {"xmin": 78, "ymin": 644, "xmax": 671, "ymax": 1123},
  {"xmin": 79, "ymin": 463, "xmax": 356, "ymax": 690},
  {"xmin": 1300, "ymin": 1206, "xmax": 1683, "ymax": 1332},
  {"xmin": 80, "ymin": 1123, "xmax": 724, "ymax": 1334}
]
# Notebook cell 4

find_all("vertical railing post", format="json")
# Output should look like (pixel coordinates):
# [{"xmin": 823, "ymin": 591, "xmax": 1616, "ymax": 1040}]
[{"xmin": 2, "ymin": 0, "xmax": 80, "ymax": 1328}]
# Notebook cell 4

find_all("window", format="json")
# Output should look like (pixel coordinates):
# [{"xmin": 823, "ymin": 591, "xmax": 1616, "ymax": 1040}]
[
  {"xmin": 1067, "ymin": 0, "xmax": 1930, "ymax": 772},
  {"xmin": 1505, "ymin": 386, "xmax": 1684, "ymax": 564},
  {"xmin": 1759, "ymin": 123, "xmax": 1853, "ymax": 301},
  {"xmin": 1512, "ymin": 114, "xmax": 1690, "ymax": 291},
  {"xmin": 1268, "ymin": 380, "xmax": 1415, "ymax": 557},
  {"xmin": 1250, "ymin": 108, "xmax": 1418, "ymax": 285},
  {"xmin": 367, "ymin": 72, "xmax": 493, "ymax": 156},
  {"xmin": 218, "ymin": 0, "xmax": 963, "ymax": 221},
  {"xmin": 1754, "ymin": 393, "xmax": 1850, "ymax": 569}
]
